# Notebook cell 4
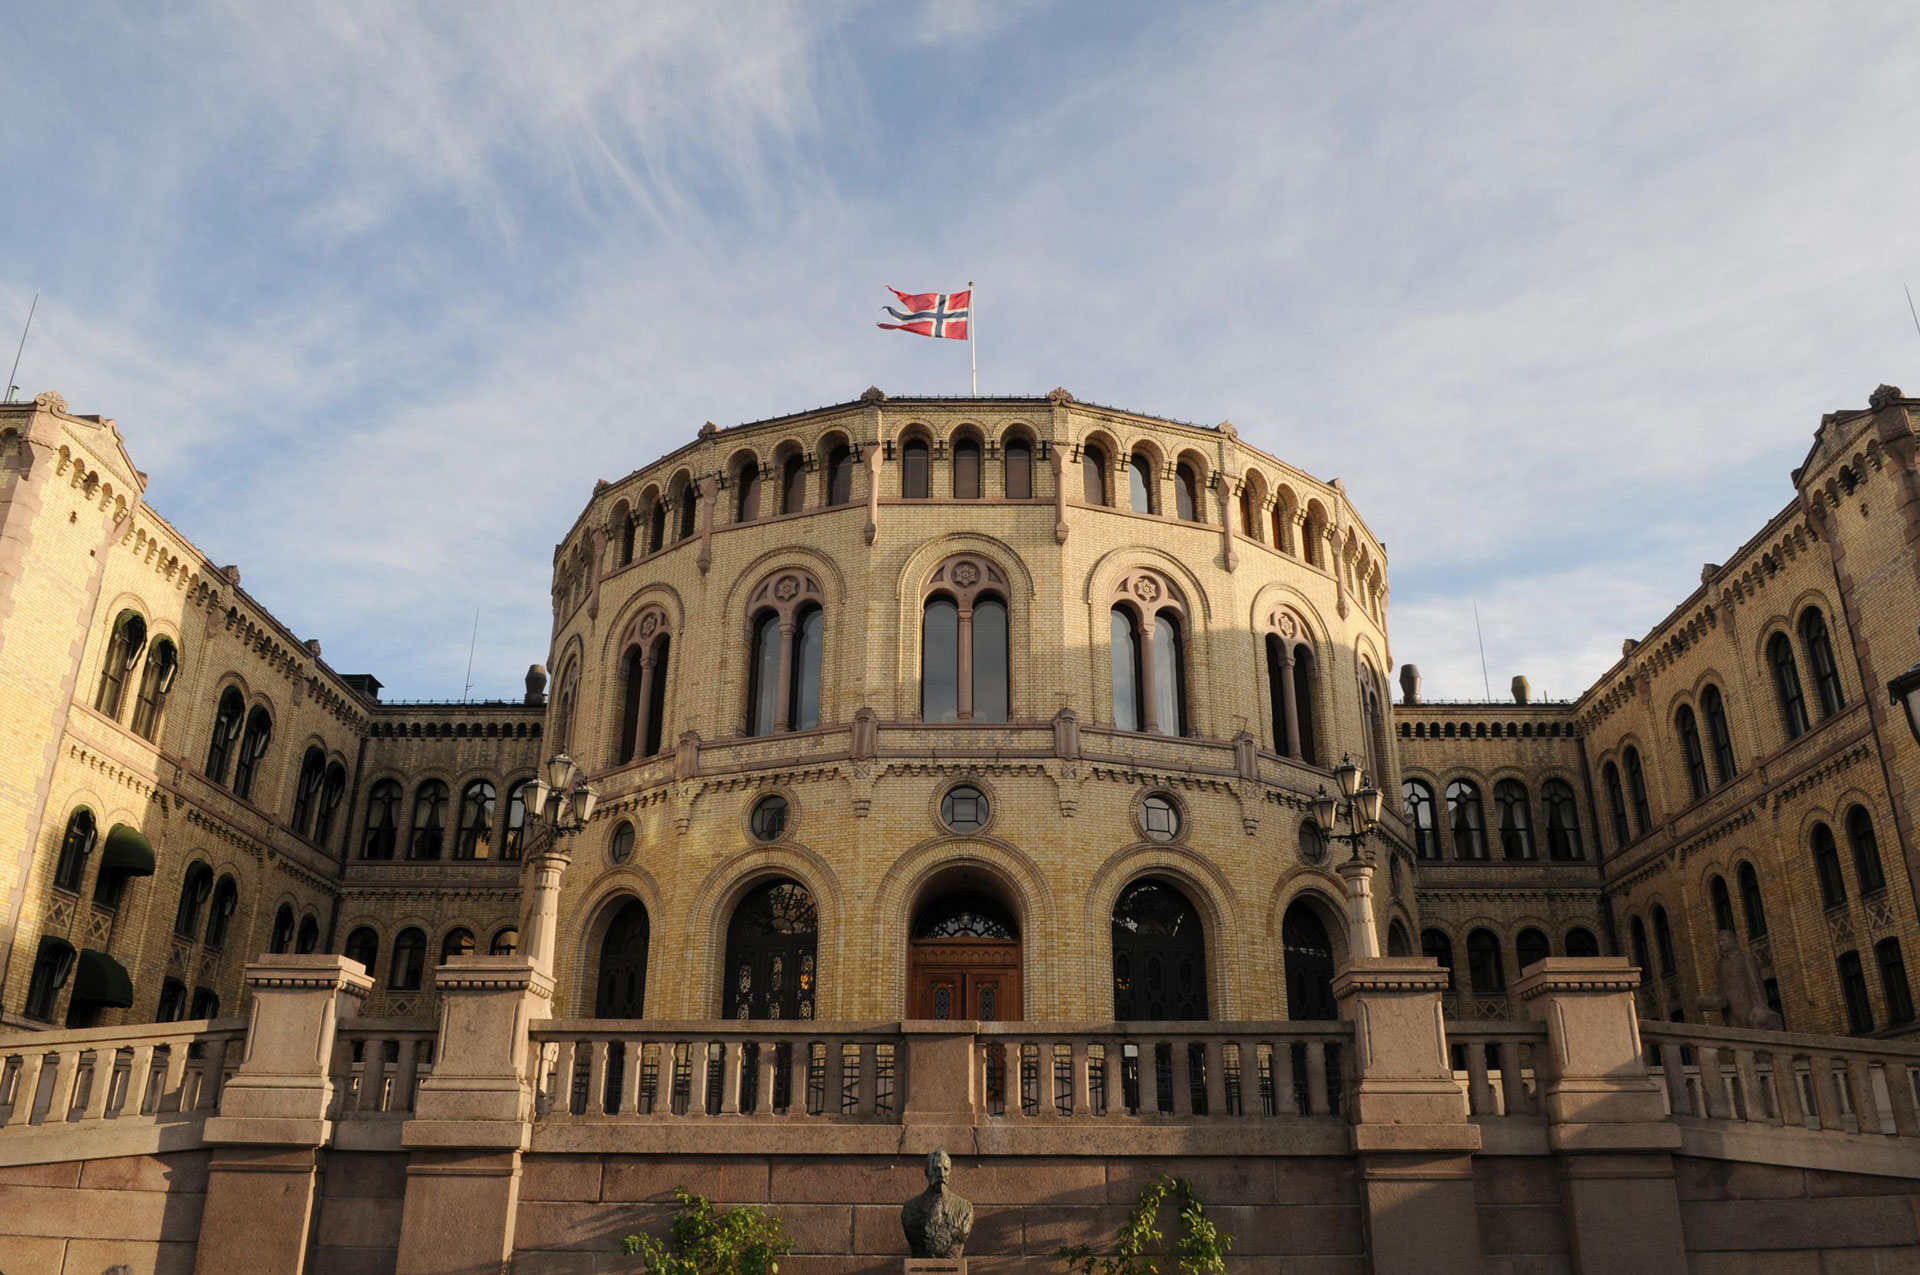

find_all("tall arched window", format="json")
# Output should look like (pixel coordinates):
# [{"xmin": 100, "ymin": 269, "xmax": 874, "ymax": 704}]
[
  {"xmin": 292, "ymin": 748, "xmax": 327, "ymax": 834},
  {"xmin": 205, "ymin": 687, "xmax": 245, "ymax": 782},
  {"xmin": 389, "ymin": 928, "xmax": 427, "ymax": 990},
  {"xmin": 1677, "ymin": 706, "xmax": 1709, "ymax": 799},
  {"xmin": 295, "ymin": 912, "xmax": 318, "ymax": 953},
  {"xmin": 1446, "ymin": 780, "xmax": 1487, "ymax": 860},
  {"xmin": 24, "ymin": 938, "xmax": 74, "ymax": 1022},
  {"xmin": 780, "ymin": 454, "xmax": 806, "ymax": 514},
  {"xmin": 552, "ymin": 659, "xmax": 579, "ymax": 755},
  {"xmin": 647, "ymin": 498, "xmax": 667, "ymax": 554},
  {"xmin": 308, "ymin": 757, "xmax": 345, "ymax": 845},
  {"xmin": 826, "ymin": 443, "xmax": 854, "ymax": 506},
  {"xmin": 1128, "ymin": 452, "xmax": 1155, "ymax": 513},
  {"xmin": 1466, "ymin": 929, "xmax": 1505, "ymax": 995},
  {"xmin": 205, "ymin": 876, "xmax": 239, "ymax": 949},
  {"xmin": 919, "ymin": 556, "xmax": 1009, "ymax": 724},
  {"xmin": 1263, "ymin": 610, "xmax": 1318, "ymax": 763},
  {"xmin": 1003, "ymin": 437, "xmax": 1032, "ymax": 498},
  {"xmin": 362, "ymin": 779, "xmax": 401, "ymax": 860},
  {"xmin": 1081, "ymin": 443, "xmax": 1108, "ymax": 505},
  {"xmin": 1494, "ymin": 780, "xmax": 1534, "ymax": 860},
  {"xmin": 953, "ymin": 435, "xmax": 982, "ymax": 499},
  {"xmin": 1701, "ymin": 685, "xmax": 1737, "ymax": 781},
  {"xmin": 1877, "ymin": 939, "xmax": 1914, "ymax": 1027},
  {"xmin": 1174, "ymin": 462, "xmax": 1201, "ymax": 521},
  {"xmin": 1110, "ymin": 607, "xmax": 1142, "ymax": 731},
  {"xmin": 94, "ymin": 610, "xmax": 147, "ymax": 719},
  {"xmin": 615, "ymin": 503, "xmax": 635, "ymax": 565},
  {"xmin": 1239, "ymin": 486, "xmax": 1259, "ymax": 539},
  {"xmin": 735, "ymin": 456, "xmax": 763, "ymax": 521},
  {"xmin": 1272, "ymin": 500, "xmax": 1295, "ymax": 555},
  {"xmin": 270, "ymin": 905, "xmax": 296, "ymax": 954},
  {"xmin": 743, "ymin": 570, "xmax": 826, "ymax": 736},
  {"xmin": 1603, "ymin": 762, "xmax": 1630, "ymax": 847},
  {"xmin": 1386, "ymin": 920, "xmax": 1411, "ymax": 957},
  {"xmin": 1769, "ymin": 632, "xmax": 1810, "ymax": 739},
  {"xmin": 1515, "ymin": 927, "xmax": 1550, "ymax": 973},
  {"xmin": 1651, "ymin": 906, "xmax": 1677, "ymax": 977},
  {"xmin": 408, "ymin": 780, "xmax": 449, "ymax": 860},
  {"xmin": 1799, "ymin": 608, "xmax": 1844, "ymax": 718},
  {"xmin": 1629, "ymin": 915, "xmax": 1651, "ymax": 974},
  {"xmin": 1622, "ymin": 746, "xmax": 1651, "ymax": 834},
  {"xmin": 130, "ymin": 638, "xmax": 178, "ymax": 740},
  {"xmin": 53, "ymin": 808, "xmax": 96, "ymax": 893},
  {"xmin": 900, "ymin": 437, "xmax": 930, "ymax": 498},
  {"xmin": 747, "ymin": 612, "xmax": 782, "ymax": 735},
  {"xmin": 676, "ymin": 479, "xmax": 699, "ymax": 541},
  {"xmin": 1403, "ymin": 780, "xmax": 1438, "ymax": 860},
  {"xmin": 174, "ymin": 863, "xmax": 213, "ymax": 939},
  {"xmin": 344, "ymin": 926, "xmax": 379, "ymax": 976},
  {"xmin": 1543, "ymin": 780, "xmax": 1583, "ymax": 859},
  {"xmin": 1151, "ymin": 610, "xmax": 1187, "ymax": 737},
  {"xmin": 1838, "ymin": 951, "xmax": 1873, "ymax": 1035},
  {"xmin": 502, "ymin": 781, "xmax": 529, "ymax": 860},
  {"xmin": 1847, "ymin": 806, "xmax": 1886, "ymax": 895},
  {"xmin": 456, "ymin": 780, "xmax": 496, "ymax": 858},
  {"xmin": 1811, "ymin": 822, "xmax": 1847, "ymax": 908},
  {"xmin": 1737, "ymin": 861, "xmax": 1768, "ymax": 938},
  {"xmin": 1114, "ymin": 879, "xmax": 1209, "ymax": 1020},
  {"xmin": 596, "ymin": 902, "xmax": 650, "ymax": 1019},
  {"xmin": 723, "ymin": 880, "xmax": 818, "ymax": 1019},
  {"xmin": 791, "ymin": 606, "xmax": 825, "ymax": 731},
  {"xmin": 1709, "ymin": 875, "xmax": 1736, "ymax": 935},
  {"xmin": 1422, "ymin": 929, "xmax": 1455, "ymax": 990},
  {"xmin": 231, "ymin": 707, "xmax": 272, "ymax": 800}
]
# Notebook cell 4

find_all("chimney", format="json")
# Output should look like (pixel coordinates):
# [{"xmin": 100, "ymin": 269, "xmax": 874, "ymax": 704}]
[
  {"xmin": 1398, "ymin": 664, "xmax": 1421, "ymax": 706},
  {"xmin": 1511, "ymin": 675, "xmax": 1531, "ymax": 705},
  {"xmin": 525, "ymin": 663, "xmax": 549, "ymax": 705}
]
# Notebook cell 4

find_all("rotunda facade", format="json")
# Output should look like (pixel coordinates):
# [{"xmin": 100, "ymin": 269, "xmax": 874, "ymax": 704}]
[{"xmin": 542, "ymin": 389, "xmax": 1410, "ymax": 1023}]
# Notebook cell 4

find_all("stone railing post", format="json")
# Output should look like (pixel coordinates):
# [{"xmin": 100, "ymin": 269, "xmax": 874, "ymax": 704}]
[
  {"xmin": 1333, "ymin": 956, "xmax": 1483, "ymax": 1273},
  {"xmin": 194, "ymin": 954, "xmax": 372, "ymax": 1275},
  {"xmin": 393, "ymin": 956, "xmax": 553, "ymax": 1275},
  {"xmin": 1515, "ymin": 958, "xmax": 1686, "ymax": 1275},
  {"xmin": 900, "ymin": 1022, "xmax": 980, "ymax": 1152}
]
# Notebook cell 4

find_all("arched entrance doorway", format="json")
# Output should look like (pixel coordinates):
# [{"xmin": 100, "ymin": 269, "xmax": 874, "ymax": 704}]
[
  {"xmin": 722, "ymin": 879, "xmax": 817, "ymax": 1020},
  {"xmin": 595, "ymin": 900, "xmax": 649, "ymax": 1018},
  {"xmin": 908, "ymin": 892, "xmax": 1021, "ymax": 1020},
  {"xmin": 1282, "ymin": 899, "xmax": 1338, "ymax": 1020},
  {"xmin": 1112, "ymin": 878, "xmax": 1208, "ymax": 1020}
]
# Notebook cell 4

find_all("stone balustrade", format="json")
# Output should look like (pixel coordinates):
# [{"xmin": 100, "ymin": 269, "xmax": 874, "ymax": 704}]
[
  {"xmin": 1642, "ymin": 1019, "xmax": 1920, "ymax": 1139},
  {"xmin": 1446, "ymin": 1019, "xmax": 1544, "ymax": 1117},
  {"xmin": 330, "ymin": 1017, "xmax": 438, "ymax": 1127}
]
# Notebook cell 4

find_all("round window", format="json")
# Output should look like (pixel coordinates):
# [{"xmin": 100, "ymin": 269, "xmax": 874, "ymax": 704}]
[
  {"xmin": 1142, "ymin": 793, "xmax": 1181, "ymax": 842},
  {"xmin": 750, "ymin": 794, "xmax": 790, "ymax": 842},
  {"xmin": 1298, "ymin": 819, "xmax": 1325, "ymax": 864},
  {"xmin": 609, "ymin": 821, "xmax": 635, "ymax": 865},
  {"xmin": 940, "ymin": 784, "xmax": 989, "ymax": 832}
]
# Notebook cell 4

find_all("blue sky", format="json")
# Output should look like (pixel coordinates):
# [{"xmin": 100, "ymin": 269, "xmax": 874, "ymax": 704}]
[{"xmin": 7, "ymin": 2, "xmax": 1920, "ymax": 702}]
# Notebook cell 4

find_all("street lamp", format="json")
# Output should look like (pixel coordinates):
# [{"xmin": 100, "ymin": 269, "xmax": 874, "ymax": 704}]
[
  {"xmin": 1889, "ymin": 644, "xmax": 1920, "ymax": 746},
  {"xmin": 519, "ymin": 754, "xmax": 600, "ymax": 978},
  {"xmin": 527, "ymin": 753, "xmax": 600, "ymax": 837},
  {"xmin": 1312, "ymin": 754, "xmax": 1386, "ymax": 961}
]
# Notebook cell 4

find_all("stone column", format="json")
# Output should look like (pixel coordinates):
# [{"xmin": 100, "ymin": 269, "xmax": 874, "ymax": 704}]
[
  {"xmin": 1516, "ymin": 958, "xmax": 1686, "ymax": 1275},
  {"xmin": 955, "ymin": 604, "xmax": 975, "ymax": 720},
  {"xmin": 521, "ymin": 839, "xmax": 574, "ymax": 980},
  {"xmin": 633, "ymin": 648, "xmax": 657, "ymax": 755},
  {"xmin": 1279, "ymin": 645, "xmax": 1301, "ymax": 759},
  {"xmin": 395, "ymin": 957, "xmax": 555, "ymax": 1275},
  {"xmin": 1336, "ymin": 858, "xmax": 1380, "ymax": 960},
  {"xmin": 899, "ymin": 1022, "xmax": 980, "ymax": 1154},
  {"xmin": 1333, "ymin": 957, "xmax": 1482, "ymax": 1274},
  {"xmin": 194, "ymin": 955, "xmax": 372, "ymax": 1275},
  {"xmin": 773, "ymin": 618, "xmax": 796, "ymax": 731}
]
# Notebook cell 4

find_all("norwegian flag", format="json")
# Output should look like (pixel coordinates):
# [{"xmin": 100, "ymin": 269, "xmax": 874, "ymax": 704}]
[{"xmin": 877, "ymin": 287, "xmax": 971, "ymax": 340}]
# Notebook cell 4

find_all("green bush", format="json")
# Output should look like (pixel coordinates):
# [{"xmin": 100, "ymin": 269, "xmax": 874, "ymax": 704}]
[
  {"xmin": 1056, "ymin": 1174, "xmax": 1230, "ymax": 1275},
  {"xmin": 620, "ymin": 1187, "xmax": 793, "ymax": 1275}
]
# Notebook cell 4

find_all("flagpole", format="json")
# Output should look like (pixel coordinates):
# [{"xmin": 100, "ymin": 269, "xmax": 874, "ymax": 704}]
[{"xmin": 969, "ymin": 280, "xmax": 977, "ymax": 396}]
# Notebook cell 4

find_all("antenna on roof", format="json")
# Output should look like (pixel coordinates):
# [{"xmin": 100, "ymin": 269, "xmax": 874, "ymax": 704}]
[
  {"xmin": 461, "ymin": 606, "xmax": 480, "ymax": 702},
  {"xmin": 5, "ymin": 290, "xmax": 38, "ymax": 404},
  {"xmin": 1905, "ymin": 284, "xmax": 1920, "ymax": 350},
  {"xmin": 1473, "ymin": 602, "xmax": 1492, "ymax": 701}
]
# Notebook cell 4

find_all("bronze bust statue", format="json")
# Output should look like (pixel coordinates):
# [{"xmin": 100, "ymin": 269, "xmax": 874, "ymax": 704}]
[{"xmin": 901, "ymin": 1149, "xmax": 974, "ymax": 1259}]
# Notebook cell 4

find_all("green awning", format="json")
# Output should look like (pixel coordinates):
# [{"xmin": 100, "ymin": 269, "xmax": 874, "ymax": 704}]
[
  {"xmin": 100, "ymin": 825, "xmax": 154, "ymax": 877},
  {"xmin": 72, "ymin": 949, "xmax": 133, "ymax": 1008}
]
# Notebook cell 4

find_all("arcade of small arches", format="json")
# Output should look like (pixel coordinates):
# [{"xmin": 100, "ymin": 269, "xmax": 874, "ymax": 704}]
[{"xmin": 1400, "ymin": 773, "xmax": 1585, "ymax": 864}]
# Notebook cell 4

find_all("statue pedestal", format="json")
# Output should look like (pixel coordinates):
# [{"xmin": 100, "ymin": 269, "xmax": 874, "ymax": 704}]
[{"xmin": 905, "ymin": 1260, "xmax": 966, "ymax": 1275}]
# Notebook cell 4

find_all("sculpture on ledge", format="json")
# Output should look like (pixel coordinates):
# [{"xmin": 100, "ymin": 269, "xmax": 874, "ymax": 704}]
[
  {"xmin": 1711, "ymin": 929, "xmax": 1784, "ymax": 1030},
  {"xmin": 902, "ymin": 1149, "xmax": 974, "ymax": 1260}
]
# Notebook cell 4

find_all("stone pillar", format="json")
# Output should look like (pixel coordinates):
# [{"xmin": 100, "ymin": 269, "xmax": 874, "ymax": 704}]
[
  {"xmin": 1336, "ymin": 859, "xmax": 1380, "ymax": 960},
  {"xmin": 1515, "ymin": 958, "xmax": 1687, "ymax": 1275},
  {"xmin": 521, "ymin": 840, "xmax": 574, "ymax": 980},
  {"xmin": 899, "ymin": 1023, "xmax": 980, "ymax": 1154},
  {"xmin": 395, "ymin": 957, "xmax": 554, "ymax": 1275},
  {"xmin": 194, "ymin": 955, "xmax": 372, "ymax": 1275},
  {"xmin": 1333, "ymin": 957, "xmax": 1482, "ymax": 1274}
]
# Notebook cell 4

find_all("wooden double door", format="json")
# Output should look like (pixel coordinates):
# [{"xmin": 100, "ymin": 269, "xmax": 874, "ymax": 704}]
[{"xmin": 909, "ymin": 939, "xmax": 1021, "ymax": 1021}]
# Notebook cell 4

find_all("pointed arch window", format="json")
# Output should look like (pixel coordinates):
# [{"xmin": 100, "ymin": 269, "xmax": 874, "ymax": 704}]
[
  {"xmin": 1128, "ymin": 452, "xmax": 1155, "ymax": 513},
  {"xmin": 1402, "ymin": 779, "xmax": 1438, "ymax": 860},
  {"xmin": 1543, "ymin": 779, "xmax": 1583, "ymax": 859},
  {"xmin": 205, "ymin": 876, "xmax": 239, "ymax": 949},
  {"xmin": 826, "ymin": 443, "xmax": 854, "ymax": 506},
  {"xmin": 1003, "ymin": 437, "xmax": 1032, "ymax": 498},
  {"xmin": 735, "ymin": 457, "xmax": 763, "ymax": 521},
  {"xmin": 1677, "ymin": 706, "xmax": 1710, "ymax": 799},
  {"xmin": 900, "ymin": 438, "xmax": 930, "ymax": 498},
  {"xmin": 1174, "ymin": 462, "xmax": 1201, "ymax": 521},
  {"xmin": 130, "ymin": 638, "xmax": 178, "ymax": 740},
  {"xmin": 456, "ymin": 780, "xmax": 496, "ymax": 859},
  {"xmin": 1737, "ymin": 862, "xmax": 1768, "ymax": 938},
  {"xmin": 1812, "ymin": 822, "xmax": 1846, "ymax": 908},
  {"xmin": 174, "ymin": 863, "xmax": 213, "ymax": 939},
  {"xmin": 1847, "ymin": 806, "xmax": 1886, "ymax": 896},
  {"xmin": 781, "ymin": 454, "xmax": 807, "ymax": 514},
  {"xmin": 953, "ymin": 435, "xmax": 982, "ymax": 498},
  {"xmin": 1709, "ymin": 875, "xmax": 1736, "ymax": 935},
  {"xmin": 1603, "ymin": 762, "xmax": 1630, "ymax": 847},
  {"xmin": 292, "ymin": 747, "xmax": 327, "ymax": 835},
  {"xmin": 205, "ymin": 688, "xmax": 246, "ymax": 782},
  {"xmin": 1701, "ymin": 685, "xmax": 1736, "ymax": 781},
  {"xmin": 362, "ymin": 779, "xmax": 401, "ymax": 860},
  {"xmin": 1494, "ymin": 780, "xmax": 1534, "ymax": 859},
  {"xmin": 1769, "ymin": 632, "xmax": 1810, "ymax": 739},
  {"xmin": 1081, "ymin": 443, "xmax": 1108, "ymax": 504},
  {"xmin": 920, "ymin": 557, "xmax": 1010, "ymax": 724},
  {"xmin": 232, "ymin": 707, "xmax": 273, "ymax": 800},
  {"xmin": 1800, "ymin": 608, "xmax": 1844, "ymax": 718},
  {"xmin": 1446, "ymin": 780, "xmax": 1487, "ymax": 860},
  {"xmin": 94, "ymin": 611, "xmax": 147, "ymax": 720},
  {"xmin": 53, "ymin": 808, "xmax": 96, "ymax": 893},
  {"xmin": 1623, "ymin": 746, "xmax": 1651, "ymax": 835},
  {"xmin": 408, "ymin": 780, "xmax": 449, "ymax": 860}
]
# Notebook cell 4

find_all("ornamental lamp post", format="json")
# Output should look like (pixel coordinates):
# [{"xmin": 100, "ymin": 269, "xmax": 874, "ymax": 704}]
[
  {"xmin": 1889, "ymin": 646, "xmax": 1920, "ymax": 746},
  {"xmin": 1313, "ymin": 754, "xmax": 1384, "ymax": 960},
  {"xmin": 521, "ymin": 753, "xmax": 600, "ymax": 976}
]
